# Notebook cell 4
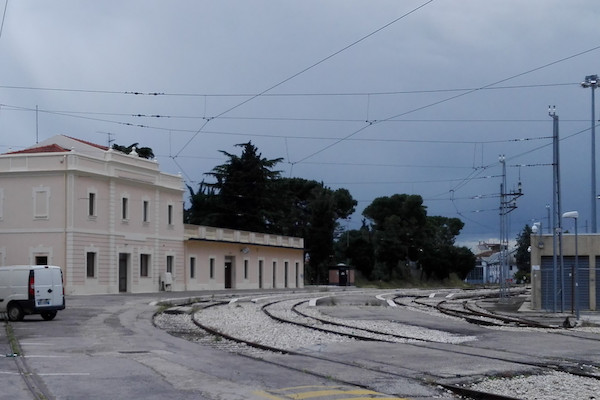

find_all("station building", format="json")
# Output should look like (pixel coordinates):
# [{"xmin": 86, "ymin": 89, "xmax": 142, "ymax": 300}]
[
  {"xmin": 0, "ymin": 135, "xmax": 304, "ymax": 295},
  {"xmin": 529, "ymin": 232, "xmax": 599, "ymax": 311}
]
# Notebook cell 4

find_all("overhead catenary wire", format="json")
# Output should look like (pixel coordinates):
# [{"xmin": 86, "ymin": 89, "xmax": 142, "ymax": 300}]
[
  {"xmin": 0, "ymin": 82, "xmax": 578, "ymax": 98},
  {"xmin": 0, "ymin": 103, "xmax": 556, "ymax": 145},
  {"xmin": 173, "ymin": 0, "xmax": 436, "ymax": 158},
  {"xmin": 293, "ymin": 44, "xmax": 600, "ymax": 165},
  {"xmin": 0, "ymin": 0, "xmax": 8, "ymax": 42}
]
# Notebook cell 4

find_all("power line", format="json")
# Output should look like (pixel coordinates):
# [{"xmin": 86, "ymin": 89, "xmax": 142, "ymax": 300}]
[
  {"xmin": 293, "ymin": 44, "xmax": 600, "ymax": 164},
  {"xmin": 3, "ymin": 103, "xmax": 589, "ymax": 125},
  {"xmin": 3, "ymin": 102, "xmax": 556, "ymax": 145},
  {"xmin": 0, "ymin": 0, "xmax": 8, "ymax": 42},
  {"xmin": 174, "ymin": 0, "xmax": 436, "ymax": 157},
  {"xmin": 0, "ymin": 81, "xmax": 577, "ymax": 98}
]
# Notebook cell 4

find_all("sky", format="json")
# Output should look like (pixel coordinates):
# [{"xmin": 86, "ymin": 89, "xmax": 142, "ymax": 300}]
[{"xmin": 0, "ymin": 1, "xmax": 598, "ymax": 250}]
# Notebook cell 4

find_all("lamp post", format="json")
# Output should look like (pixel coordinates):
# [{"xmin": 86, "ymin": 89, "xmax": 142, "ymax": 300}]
[
  {"xmin": 546, "ymin": 204, "xmax": 551, "ymax": 234},
  {"xmin": 562, "ymin": 211, "xmax": 579, "ymax": 319},
  {"xmin": 581, "ymin": 75, "xmax": 598, "ymax": 233}
]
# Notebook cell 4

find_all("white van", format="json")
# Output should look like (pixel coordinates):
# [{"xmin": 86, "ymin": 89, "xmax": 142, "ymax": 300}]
[{"xmin": 0, "ymin": 265, "xmax": 65, "ymax": 321}]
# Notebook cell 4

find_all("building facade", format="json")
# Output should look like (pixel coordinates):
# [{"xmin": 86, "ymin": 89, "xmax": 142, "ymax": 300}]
[
  {"xmin": 0, "ymin": 135, "xmax": 304, "ymax": 295},
  {"xmin": 530, "ymin": 232, "xmax": 599, "ymax": 311},
  {"xmin": 184, "ymin": 225, "xmax": 304, "ymax": 291}
]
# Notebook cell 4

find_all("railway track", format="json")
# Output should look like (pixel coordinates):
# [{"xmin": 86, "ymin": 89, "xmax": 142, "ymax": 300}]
[{"xmin": 154, "ymin": 289, "xmax": 600, "ymax": 400}]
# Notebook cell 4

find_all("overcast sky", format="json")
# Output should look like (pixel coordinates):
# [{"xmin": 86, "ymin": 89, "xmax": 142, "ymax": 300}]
[{"xmin": 0, "ymin": 1, "xmax": 598, "ymax": 248}]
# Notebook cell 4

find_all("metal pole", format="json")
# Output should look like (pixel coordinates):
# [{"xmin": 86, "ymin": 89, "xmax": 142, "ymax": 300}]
[
  {"xmin": 574, "ymin": 218, "xmax": 579, "ymax": 319},
  {"xmin": 499, "ymin": 156, "xmax": 508, "ymax": 299},
  {"xmin": 582, "ymin": 75, "xmax": 598, "ymax": 233},
  {"xmin": 550, "ymin": 107, "xmax": 563, "ymax": 313},
  {"xmin": 591, "ymin": 85, "xmax": 596, "ymax": 233}
]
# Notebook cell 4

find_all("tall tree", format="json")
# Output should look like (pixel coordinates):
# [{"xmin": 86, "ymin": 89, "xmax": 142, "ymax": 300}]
[
  {"xmin": 205, "ymin": 142, "xmax": 283, "ymax": 232},
  {"xmin": 184, "ymin": 181, "xmax": 220, "ymax": 226},
  {"xmin": 419, "ymin": 216, "xmax": 473, "ymax": 280},
  {"xmin": 515, "ymin": 224, "xmax": 533, "ymax": 273},
  {"xmin": 363, "ymin": 194, "xmax": 427, "ymax": 279},
  {"xmin": 344, "ymin": 230, "xmax": 375, "ymax": 279},
  {"xmin": 271, "ymin": 178, "xmax": 356, "ymax": 283}
]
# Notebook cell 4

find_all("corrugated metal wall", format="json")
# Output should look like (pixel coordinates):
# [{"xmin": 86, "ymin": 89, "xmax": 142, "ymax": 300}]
[{"xmin": 541, "ymin": 256, "xmax": 589, "ymax": 311}]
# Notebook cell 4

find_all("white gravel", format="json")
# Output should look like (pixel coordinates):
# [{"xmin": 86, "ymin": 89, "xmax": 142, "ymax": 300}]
[
  {"xmin": 469, "ymin": 370, "xmax": 600, "ymax": 400},
  {"xmin": 295, "ymin": 302, "xmax": 477, "ymax": 344},
  {"xmin": 154, "ymin": 292, "xmax": 600, "ymax": 400},
  {"xmin": 193, "ymin": 301, "xmax": 355, "ymax": 351}
]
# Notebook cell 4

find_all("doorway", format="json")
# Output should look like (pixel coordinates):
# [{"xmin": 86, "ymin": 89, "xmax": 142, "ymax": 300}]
[
  {"xmin": 119, "ymin": 253, "xmax": 129, "ymax": 292},
  {"xmin": 224, "ymin": 257, "xmax": 234, "ymax": 289},
  {"xmin": 258, "ymin": 260, "xmax": 263, "ymax": 289}
]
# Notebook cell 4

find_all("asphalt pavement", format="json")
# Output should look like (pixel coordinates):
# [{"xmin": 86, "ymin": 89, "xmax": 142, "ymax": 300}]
[{"xmin": 1, "ymin": 289, "xmax": 598, "ymax": 400}]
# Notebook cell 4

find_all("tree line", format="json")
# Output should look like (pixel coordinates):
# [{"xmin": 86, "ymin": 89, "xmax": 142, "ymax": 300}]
[{"xmin": 181, "ymin": 141, "xmax": 476, "ymax": 284}]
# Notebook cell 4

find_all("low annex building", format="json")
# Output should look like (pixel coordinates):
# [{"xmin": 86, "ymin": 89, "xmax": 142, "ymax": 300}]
[
  {"xmin": 530, "ymin": 232, "xmax": 599, "ymax": 311},
  {"xmin": 0, "ymin": 135, "xmax": 304, "ymax": 295}
]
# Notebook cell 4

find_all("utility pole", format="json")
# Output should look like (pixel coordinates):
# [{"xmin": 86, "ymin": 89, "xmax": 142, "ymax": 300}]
[
  {"xmin": 549, "ymin": 106, "xmax": 563, "ymax": 312},
  {"xmin": 581, "ymin": 75, "xmax": 598, "ymax": 233},
  {"xmin": 499, "ymin": 154, "xmax": 523, "ymax": 300}
]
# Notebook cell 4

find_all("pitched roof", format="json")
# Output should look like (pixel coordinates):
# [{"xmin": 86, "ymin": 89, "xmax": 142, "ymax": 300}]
[
  {"xmin": 3, "ymin": 143, "xmax": 71, "ymax": 155},
  {"xmin": 2, "ymin": 135, "xmax": 109, "ymax": 156},
  {"xmin": 63, "ymin": 135, "xmax": 109, "ymax": 151}
]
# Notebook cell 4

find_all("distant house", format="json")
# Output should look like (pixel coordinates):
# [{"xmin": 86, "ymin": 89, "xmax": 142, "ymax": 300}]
[
  {"xmin": 0, "ymin": 135, "xmax": 304, "ymax": 294},
  {"xmin": 465, "ymin": 241, "xmax": 517, "ymax": 284}
]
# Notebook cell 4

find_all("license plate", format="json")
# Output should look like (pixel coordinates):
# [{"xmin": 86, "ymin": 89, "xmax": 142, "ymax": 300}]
[{"xmin": 37, "ymin": 299, "xmax": 50, "ymax": 306}]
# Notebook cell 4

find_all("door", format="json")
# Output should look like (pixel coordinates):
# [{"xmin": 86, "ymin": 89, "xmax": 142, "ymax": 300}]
[
  {"xmin": 339, "ymin": 269, "xmax": 348, "ymax": 286},
  {"xmin": 258, "ymin": 261, "xmax": 263, "ymax": 289},
  {"xmin": 119, "ymin": 253, "xmax": 129, "ymax": 293},
  {"xmin": 34, "ymin": 267, "xmax": 63, "ymax": 308},
  {"xmin": 224, "ymin": 260, "xmax": 233, "ymax": 289}
]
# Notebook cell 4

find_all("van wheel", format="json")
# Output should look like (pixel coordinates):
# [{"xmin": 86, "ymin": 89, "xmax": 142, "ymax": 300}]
[
  {"xmin": 41, "ymin": 311, "xmax": 57, "ymax": 321},
  {"xmin": 7, "ymin": 304, "xmax": 24, "ymax": 321}
]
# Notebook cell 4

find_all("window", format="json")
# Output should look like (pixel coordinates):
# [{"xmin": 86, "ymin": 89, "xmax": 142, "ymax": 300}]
[
  {"xmin": 167, "ymin": 204, "xmax": 173, "ymax": 225},
  {"xmin": 166, "ymin": 255, "xmax": 173, "ymax": 274},
  {"xmin": 35, "ymin": 256, "xmax": 48, "ymax": 265},
  {"xmin": 86, "ymin": 252, "xmax": 96, "ymax": 278},
  {"xmin": 122, "ymin": 197, "xmax": 129, "ymax": 220},
  {"xmin": 140, "ymin": 254, "xmax": 150, "ymax": 277},
  {"xmin": 244, "ymin": 260, "xmax": 249, "ymax": 279},
  {"xmin": 34, "ymin": 187, "xmax": 50, "ymax": 219},
  {"xmin": 273, "ymin": 261, "xmax": 277, "ymax": 288},
  {"xmin": 88, "ymin": 192, "xmax": 96, "ymax": 217},
  {"xmin": 209, "ymin": 258, "xmax": 215, "ymax": 279},
  {"xmin": 143, "ymin": 200, "xmax": 149, "ymax": 223},
  {"xmin": 190, "ymin": 257, "xmax": 196, "ymax": 279}
]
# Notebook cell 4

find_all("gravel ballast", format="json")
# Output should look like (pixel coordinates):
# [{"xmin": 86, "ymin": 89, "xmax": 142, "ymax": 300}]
[{"xmin": 154, "ymin": 293, "xmax": 600, "ymax": 400}]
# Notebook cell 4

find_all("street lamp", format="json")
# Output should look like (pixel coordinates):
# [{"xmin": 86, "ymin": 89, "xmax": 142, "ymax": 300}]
[
  {"xmin": 581, "ymin": 75, "xmax": 598, "ymax": 233},
  {"xmin": 562, "ymin": 211, "xmax": 579, "ymax": 319}
]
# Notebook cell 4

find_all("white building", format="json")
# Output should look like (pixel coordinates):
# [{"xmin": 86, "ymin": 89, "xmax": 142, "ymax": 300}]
[{"xmin": 0, "ymin": 135, "xmax": 304, "ymax": 295}]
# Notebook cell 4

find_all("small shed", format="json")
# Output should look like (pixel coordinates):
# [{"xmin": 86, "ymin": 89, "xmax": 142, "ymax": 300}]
[{"xmin": 328, "ymin": 263, "xmax": 355, "ymax": 286}]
